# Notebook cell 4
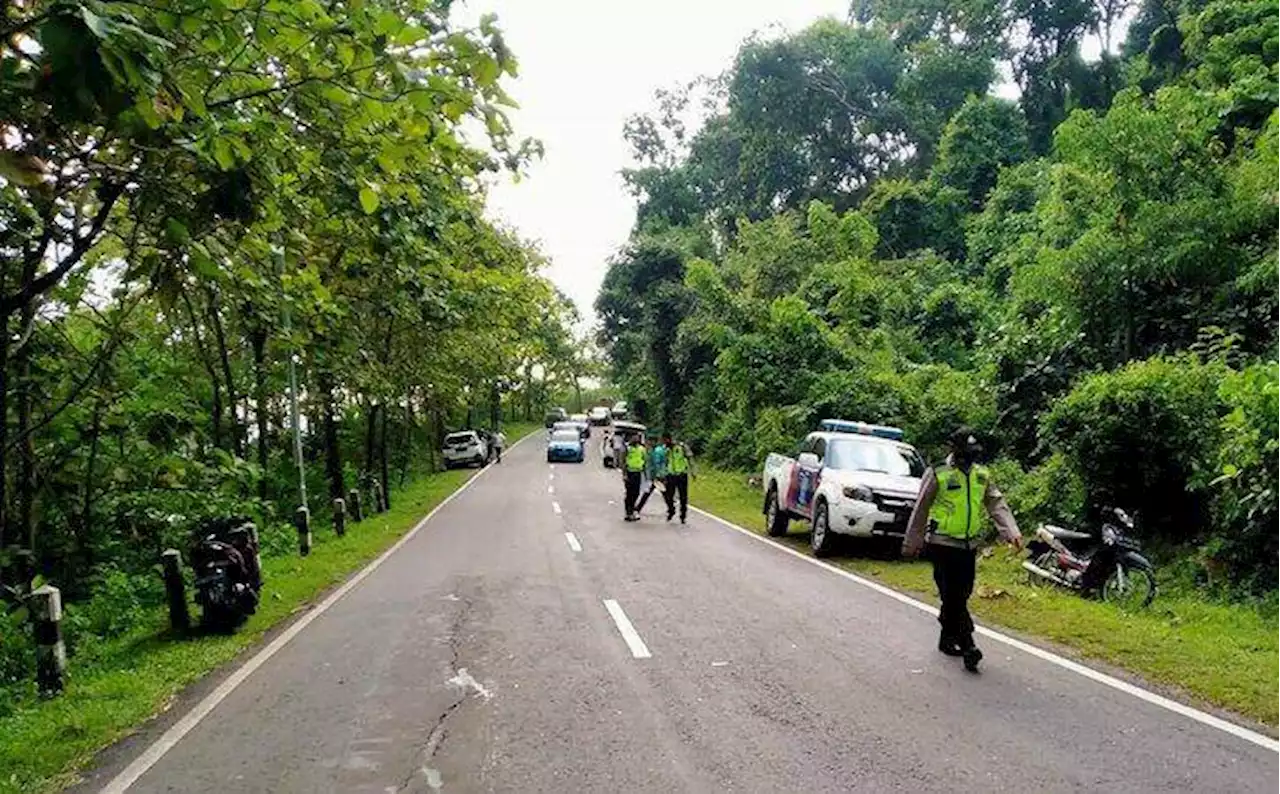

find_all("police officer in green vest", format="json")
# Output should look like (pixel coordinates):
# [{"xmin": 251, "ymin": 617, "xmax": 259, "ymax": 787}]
[
  {"xmin": 623, "ymin": 433, "xmax": 647, "ymax": 522},
  {"xmin": 902, "ymin": 427, "xmax": 1023, "ymax": 672},
  {"xmin": 661, "ymin": 433, "xmax": 693, "ymax": 523}
]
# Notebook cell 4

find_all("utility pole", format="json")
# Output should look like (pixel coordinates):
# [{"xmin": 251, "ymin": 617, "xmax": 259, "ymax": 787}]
[{"xmin": 277, "ymin": 241, "xmax": 307, "ymax": 511}]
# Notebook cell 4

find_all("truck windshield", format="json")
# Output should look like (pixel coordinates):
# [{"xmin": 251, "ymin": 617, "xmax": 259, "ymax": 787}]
[{"xmin": 825, "ymin": 438, "xmax": 925, "ymax": 477}]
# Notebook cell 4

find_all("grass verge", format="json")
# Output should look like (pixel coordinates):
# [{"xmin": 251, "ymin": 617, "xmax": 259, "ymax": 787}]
[
  {"xmin": 0, "ymin": 423, "xmax": 537, "ymax": 794},
  {"xmin": 691, "ymin": 467, "xmax": 1279, "ymax": 728}
]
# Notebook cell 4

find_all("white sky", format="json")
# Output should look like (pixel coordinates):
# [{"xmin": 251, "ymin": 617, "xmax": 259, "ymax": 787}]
[{"xmin": 454, "ymin": 1, "xmax": 851, "ymax": 328}]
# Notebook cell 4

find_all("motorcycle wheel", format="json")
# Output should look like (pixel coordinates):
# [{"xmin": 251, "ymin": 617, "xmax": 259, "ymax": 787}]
[{"xmin": 1102, "ymin": 565, "xmax": 1156, "ymax": 610}]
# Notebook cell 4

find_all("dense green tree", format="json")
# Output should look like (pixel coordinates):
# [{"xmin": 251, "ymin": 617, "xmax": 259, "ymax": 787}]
[{"xmin": 603, "ymin": 2, "xmax": 1277, "ymax": 594}]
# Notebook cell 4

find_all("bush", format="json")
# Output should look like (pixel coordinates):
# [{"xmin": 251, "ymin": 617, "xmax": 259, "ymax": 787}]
[
  {"xmin": 994, "ymin": 453, "xmax": 1086, "ymax": 529},
  {"xmin": 1193, "ymin": 360, "xmax": 1278, "ymax": 594},
  {"xmin": 1042, "ymin": 355, "xmax": 1224, "ymax": 543}
]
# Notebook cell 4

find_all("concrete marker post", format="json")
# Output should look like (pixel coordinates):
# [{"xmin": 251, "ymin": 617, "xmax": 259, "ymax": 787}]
[
  {"xmin": 372, "ymin": 480, "xmax": 387, "ymax": 513},
  {"xmin": 160, "ymin": 549, "xmax": 190, "ymax": 633},
  {"xmin": 295, "ymin": 506, "xmax": 311, "ymax": 557},
  {"xmin": 348, "ymin": 488, "xmax": 364, "ymax": 522},
  {"xmin": 31, "ymin": 584, "xmax": 66, "ymax": 696},
  {"xmin": 332, "ymin": 497, "xmax": 346, "ymax": 537}
]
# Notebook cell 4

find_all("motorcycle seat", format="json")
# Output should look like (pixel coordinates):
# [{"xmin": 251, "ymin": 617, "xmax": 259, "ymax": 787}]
[{"xmin": 1042, "ymin": 524, "xmax": 1092, "ymax": 542}]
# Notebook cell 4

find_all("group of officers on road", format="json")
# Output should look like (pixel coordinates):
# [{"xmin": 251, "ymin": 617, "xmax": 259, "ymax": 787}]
[{"xmin": 612, "ymin": 430, "xmax": 694, "ymax": 524}]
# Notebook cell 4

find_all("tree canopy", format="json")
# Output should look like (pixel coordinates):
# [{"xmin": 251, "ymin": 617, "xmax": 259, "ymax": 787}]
[
  {"xmin": 599, "ymin": 0, "xmax": 1277, "ymax": 595},
  {"xmin": 0, "ymin": 0, "xmax": 578, "ymax": 631}
]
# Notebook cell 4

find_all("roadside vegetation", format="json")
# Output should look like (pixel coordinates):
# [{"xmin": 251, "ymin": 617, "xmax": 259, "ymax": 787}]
[
  {"xmin": 599, "ymin": 0, "xmax": 1276, "ymax": 725},
  {"xmin": 0, "ymin": 424, "xmax": 532, "ymax": 794},
  {"xmin": 691, "ymin": 467, "xmax": 1278, "ymax": 727},
  {"xmin": 597, "ymin": 3, "xmax": 1276, "ymax": 621},
  {"xmin": 0, "ymin": 1, "xmax": 576, "ymax": 787}
]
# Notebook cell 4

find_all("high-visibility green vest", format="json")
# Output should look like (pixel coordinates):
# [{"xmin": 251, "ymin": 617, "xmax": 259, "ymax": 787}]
[
  {"xmin": 928, "ymin": 464, "xmax": 990, "ymax": 542},
  {"xmin": 669, "ymin": 444, "xmax": 689, "ymax": 474},
  {"xmin": 625, "ymin": 444, "xmax": 646, "ymax": 472}
]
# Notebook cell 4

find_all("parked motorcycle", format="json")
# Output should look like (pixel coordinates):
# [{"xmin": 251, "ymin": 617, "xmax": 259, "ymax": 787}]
[
  {"xmin": 190, "ymin": 516, "xmax": 262, "ymax": 630},
  {"xmin": 1022, "ymin": 507, "xmax": 1157, "ymax": 609}
]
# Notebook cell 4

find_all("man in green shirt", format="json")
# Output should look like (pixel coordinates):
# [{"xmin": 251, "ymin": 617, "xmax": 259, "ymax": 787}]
[
  {"xmin": 622, "ymin": 433, "xmax": 647, "ymax": 522},
  {"xmin": 661, "ymin": 433, "xmax": 693, "ymax": 523},
  {"xmin": 902, "ymin": 427, "xmax": 1023, "ymax": 672}
]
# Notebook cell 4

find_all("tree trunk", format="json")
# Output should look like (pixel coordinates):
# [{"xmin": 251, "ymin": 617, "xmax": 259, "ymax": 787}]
[
  {"xmin": 180, "ymin": 290, "xmax": 223, "ymax": 450},
  {"xmin": 16, "ymin": 307, "xmax": 35, "ymax": 553},
  {"xmin": 318, "ymin": 368, "xmax": 344, "ymax": 500},
  {"xmin": 363, "ymin": 401, "xmax": 378, "ymax": 479},
  {"xmin": 78, "ymin": 401, "xmax": 103, "ymax": 572},
  {"xmin": 205, "ymin": 288, "xmax": 242, "ymax": 458},
  {"xmin": 399, "ymin": 397, "xmax": 414, "ymax": 486},
  {"xmin": 250, "ymin": 327, "xmax": 269, "ymax": 501},
  {"xmin": 0, "ymin": 309, "xmax": 10, "ymax": 556},
  {"xmin": 379, "ymin": 405, "xmax": 391, "ymax": 510}
]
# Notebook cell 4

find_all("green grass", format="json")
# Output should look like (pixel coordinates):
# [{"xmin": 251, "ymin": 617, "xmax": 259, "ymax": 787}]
[
  {"xmin": 691, "ymin": 467, "xmax": 1279, "ymax": 728},
  {"xmin": 0, "ymin": 423, "xmax": 537, "ymax": 794}
]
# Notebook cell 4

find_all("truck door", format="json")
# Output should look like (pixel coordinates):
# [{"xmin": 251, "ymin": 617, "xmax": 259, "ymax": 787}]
[{"xmin": 789, "ymin": 435, "xmax": 823, "ymax": 518}]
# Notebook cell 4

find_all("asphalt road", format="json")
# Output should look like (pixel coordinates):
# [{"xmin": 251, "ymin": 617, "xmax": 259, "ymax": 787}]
[{"xmin": 80, "ymin": 432, "xmax": 1277, "ymax": 793}]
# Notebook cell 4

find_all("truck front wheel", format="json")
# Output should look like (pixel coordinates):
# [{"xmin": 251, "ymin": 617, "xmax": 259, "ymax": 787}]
[
  {"xmin": 765, "ymin": 486, "xmax": 789, "ymax": 537},
  {"xmin": 811, "ymin": 500, "xmax": 838, "ymax": 558}
]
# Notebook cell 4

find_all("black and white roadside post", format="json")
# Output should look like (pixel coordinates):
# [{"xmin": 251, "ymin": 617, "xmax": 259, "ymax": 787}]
[
  {"xmin": 160, "ymin": 549, "xmax": 190, "ymax": 632},
  {"xmin": 332, "ymin": 497, "xmax": 346, "ymax": 537},
  {"xmin": 32, "ymin": 584, "xmax": 66, "ymax": 695},
  {"xmin": 372, "ymin": 480, "xmax": 386, "ymax": 513},
  {"xmin": 348, "ymin": 488, "xmax": 364, "ymax": 522},
  {"xmin": 295, "ymin": 506, "xmax": 311, "ymax": 556}
]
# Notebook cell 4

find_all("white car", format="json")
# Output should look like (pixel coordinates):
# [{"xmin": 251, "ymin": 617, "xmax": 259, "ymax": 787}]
[
  {"xmin": 761, "ymin": 425, "xmax": 925, "ymax": 557},
  {"xmin": 442, "ymin": 431, "xmax": 489, "ymax": 469},
  {"xmin": 610, "ymin": 401, "xmax": 628, "ymax": 419}
]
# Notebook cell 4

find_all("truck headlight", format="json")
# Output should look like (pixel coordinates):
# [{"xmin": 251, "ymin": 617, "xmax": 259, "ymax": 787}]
[{"xmin": 842, "ymin": 485, "xmax": 874, "ymax": 502}]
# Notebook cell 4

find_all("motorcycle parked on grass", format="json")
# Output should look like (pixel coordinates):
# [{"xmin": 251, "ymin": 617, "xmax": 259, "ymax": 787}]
[
  {"xmin": 190, "ymin": 516, "xmax": 262, "ymax": 631},
  {"xmin": 1022, "ymin": 507, "xmax": 1157, "ymax": 609}
]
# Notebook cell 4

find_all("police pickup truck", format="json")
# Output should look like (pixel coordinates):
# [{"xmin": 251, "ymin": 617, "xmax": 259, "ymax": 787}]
[{"xmin": 761, "ymin": 420, "xmax": 926, "ymax": 557}]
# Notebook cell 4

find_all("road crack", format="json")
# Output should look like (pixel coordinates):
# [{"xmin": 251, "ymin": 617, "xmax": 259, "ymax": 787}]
[{"xmin": 397, "ymin": 594, "xmax": 477, "ymax": 793}]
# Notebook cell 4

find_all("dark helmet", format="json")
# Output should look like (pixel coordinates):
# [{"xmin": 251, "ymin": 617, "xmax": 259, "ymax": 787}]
[{"xmin": 948, "ymin": 427, "xmax": 984, "ymax": 461}]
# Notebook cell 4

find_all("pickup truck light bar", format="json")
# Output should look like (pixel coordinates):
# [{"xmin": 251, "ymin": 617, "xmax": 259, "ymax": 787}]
[{"xmin": 819, "ymin": 419, "xmax": 905, "ymax": 441}]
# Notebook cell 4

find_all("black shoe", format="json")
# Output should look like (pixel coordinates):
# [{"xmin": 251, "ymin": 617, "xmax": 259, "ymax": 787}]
[
  {"xmin": 962, "ymin": 647, "xmax": 983, "ymax": 672},
  {"xmin": 680, "ymin": 515, "xmax": 687, "ymax": 524},
  {"xmin": 666, "ymin": 512, "xmax": 674, "ymax": 522},
  {"xmin": 938, "ymin": 638, "xmax": 964, "ymax": 657}
]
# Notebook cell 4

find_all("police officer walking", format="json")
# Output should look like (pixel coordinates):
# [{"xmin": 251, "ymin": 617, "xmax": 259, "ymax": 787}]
[
  {"xmin": 902, "ymin": 427, "xmax": 1022, "ymax": 672},
  {"xmin": 662, "ymin": 434, "xmax": 693, "ymax": 523},
  {"xmin": 622, "ymin": 433, "xmax": 647, "ymax": 522}
]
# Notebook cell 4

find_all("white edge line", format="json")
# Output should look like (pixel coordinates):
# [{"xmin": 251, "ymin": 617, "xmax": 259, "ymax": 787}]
[
  {"xmin": 100, "ymin": 432, "xmax": 535, "ymax": 794},
  {"xmin": 552, "ymin": 501, "xmax": 561, "ymax": 515},
  {"xmin": 690, "ymin": 505, "xmax": 1279, "ymax": 753},
  {"xmin": 602, "ymin": 599, "xmax": 651, "ymax": 659},
  {"xmin": 564, "ymin": 532, "xmax": 582, "ymax": 553}
]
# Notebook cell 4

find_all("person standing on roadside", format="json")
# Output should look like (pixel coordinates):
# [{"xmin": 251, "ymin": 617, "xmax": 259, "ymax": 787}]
[
  {"xmin": 492, "ymin": 428, "xmax": 506, "ymax": 463},
  {"xmin": 623, "ymin": 433, "xmax": 648, "ymax": 522},
  {"xmin": 662, "ymin": 433, "xmax": 693, "ymax": 523},
  {"xmin": 902, "ymin": 427, "xmax": 1023, "ymax": 672}
]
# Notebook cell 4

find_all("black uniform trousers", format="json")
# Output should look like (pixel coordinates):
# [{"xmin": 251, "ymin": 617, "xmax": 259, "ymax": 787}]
[
  {"xmin": 930, "ymin": 544, "xmax": 978, "ymax": 649},
  {"xmin": 624, "ymin": 471, "xmax": 642, "ymax": 516},
  {"xmin": 664, "ymin": 473, "xmax": 689, "ymax": 520}
]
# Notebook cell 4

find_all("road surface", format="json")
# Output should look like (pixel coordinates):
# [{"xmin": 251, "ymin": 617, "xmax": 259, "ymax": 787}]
[{"xmin": 79, "ymin": 433, "xmax": 1277, "ymax": 793}]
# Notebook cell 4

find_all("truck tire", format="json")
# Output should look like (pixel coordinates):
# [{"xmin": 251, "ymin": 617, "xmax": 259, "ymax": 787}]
[
  {"xmin": 765, "ymin": 486, "xmax": 789, "ymax": 537},
  {"xmin": 811, "ymin": 499, "xmax": 837, "ymax": 558}
]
